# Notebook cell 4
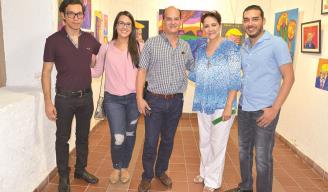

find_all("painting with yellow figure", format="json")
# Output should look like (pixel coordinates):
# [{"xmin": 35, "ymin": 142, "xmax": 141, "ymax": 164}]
[
  {"xmin": 274, "ymin": 8, "xmax": 298, "ymax": 59},
  {"xmin": 221, "ymin": 23, "xmax": 245, "ymax": 45},
  {"xmin": 315, "ymin": 58, "xmax": 328, "ymax": 91},
  {"xmin": 95, "ymin": 11, "xmax": 104, "ymax": 43},
  {"xmin": 136, "ymin": 20, "xmax": 149, "ymax": 44}
]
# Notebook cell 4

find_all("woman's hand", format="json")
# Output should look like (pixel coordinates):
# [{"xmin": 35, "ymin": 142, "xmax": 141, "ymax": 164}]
[{"xmin": 222, "ymin": 105, "xmax": 232, "ymax": 121}]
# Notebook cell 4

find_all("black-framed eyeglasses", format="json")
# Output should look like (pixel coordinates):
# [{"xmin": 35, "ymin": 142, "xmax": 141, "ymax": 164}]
[
  {"xmin": 65, "ymin": 11, "xmax": 84, "ymax": 19},
  {"xmin": 117, "ymin": 21, "xmax": 132, "ymax": 28}
]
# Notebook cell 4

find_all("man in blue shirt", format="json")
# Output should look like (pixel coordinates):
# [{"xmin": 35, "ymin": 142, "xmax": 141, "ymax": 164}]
[{"xmin": 226, "ymin": 5, "xmax": 294, "ymax": 192}]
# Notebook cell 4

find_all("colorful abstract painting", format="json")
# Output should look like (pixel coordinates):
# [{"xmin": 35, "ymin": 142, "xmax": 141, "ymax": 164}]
[
  {"xmin": 158, "ymin": 9, "xmax": 207, "ymax": 41},
  {"xmin": 103, "ymin": 14, "xmax": 108, "ymax": 44},
  {"xmin": 81, "ymin": 0, "xmax": 91, "ymax": 29},
  {"xmin": 221, "ymin": 23, "xmax": 245, "ymax": 45},
  {"xmin": 274, "ymin": 8, "xmax": 298, "ymax": 59},
  {"xmin": 135, "ymin": 20, "xmax": 149, "ymax": 44},
  {"xmin": 95, "ymin": 11, "xmax": 103, "ymax": 43},
  {"xmin": 315, "ymin": 58, "xmax": 328, "ymax": 91}
]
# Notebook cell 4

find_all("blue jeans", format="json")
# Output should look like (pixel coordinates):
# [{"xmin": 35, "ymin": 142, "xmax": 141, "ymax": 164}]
[
  {"xmin": 142, "ymin": 93, "xmax": 183, "ymax": 180},
  {"xmin": 238, "ymin": 106, "xmax": 280, "ymax": 192},
  {"xmin": 104, "ymin": 92, "xmax": 140, "ymax": 169}
]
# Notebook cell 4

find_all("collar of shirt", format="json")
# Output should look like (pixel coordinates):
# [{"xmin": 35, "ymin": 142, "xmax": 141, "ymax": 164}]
[
  {"xmin": 160, "ymin": 32, "xmax": 181, "ymax": 47},
  {"xmin": 60, "ymin": 26, "xmax": 84, "ymax": 38},
  {"xmin": 243, "ymin": 30, "xmax": 271, "ymax": 50}
]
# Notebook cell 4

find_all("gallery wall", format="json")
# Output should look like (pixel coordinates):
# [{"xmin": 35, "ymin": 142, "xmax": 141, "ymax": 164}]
[{"xmin": 0, "ymin": 0, "xmax": 327, "ymax": 190}]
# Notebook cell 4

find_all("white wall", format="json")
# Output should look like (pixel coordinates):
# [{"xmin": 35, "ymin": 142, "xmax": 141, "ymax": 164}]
[
  {"xmin": 266, "ymin": 0, "xmax": 328, "ymax": 173},
  {"xmin": 0, "ymin": 0, "xmax": 327, "ymax": 191},
  {"xmin": 0, "ymin": 0, "xmax": 105, "ymax": 191}
]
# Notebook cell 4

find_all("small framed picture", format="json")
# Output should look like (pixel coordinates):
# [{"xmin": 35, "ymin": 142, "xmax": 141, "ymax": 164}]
[
  {"xmin": 322, "ymin": 0, "xmax": 328, "ymax": 14},
  {"xmin": 301, "ymin": 20, "xmax": 321, "ymax": 53}
]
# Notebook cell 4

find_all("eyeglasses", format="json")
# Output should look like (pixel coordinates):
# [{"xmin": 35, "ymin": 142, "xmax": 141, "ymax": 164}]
[
  {"xmin": 65, "ymin": 11, "xmax": 84, "ymax": 19},
  {"xmin": 117, "ymin": 21, "xmax": 132, "ymax": 28}
]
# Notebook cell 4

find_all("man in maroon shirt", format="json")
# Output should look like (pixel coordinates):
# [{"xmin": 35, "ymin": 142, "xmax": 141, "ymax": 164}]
[{"xmin": 41, "ymin": 0, "xmax": 100, "ymax": 191}]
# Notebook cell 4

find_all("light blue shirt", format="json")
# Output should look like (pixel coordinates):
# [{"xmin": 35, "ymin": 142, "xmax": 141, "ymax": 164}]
[
  {"xmin": 240, "ymin": 31, "xmax": 292, "ymax": 111},
  {"xmin": 189, "ymin": 39, "xmax": 241, "ymax": 114}
]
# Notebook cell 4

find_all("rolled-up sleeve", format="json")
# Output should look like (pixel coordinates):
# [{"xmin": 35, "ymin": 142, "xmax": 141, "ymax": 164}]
[
  {"xmin": 185, "ymin": 44, "xmax": 195, "ymax": 72},
  {"xmin": 91, "ymin": 44, "xmax": 107, "ymax": 78}
]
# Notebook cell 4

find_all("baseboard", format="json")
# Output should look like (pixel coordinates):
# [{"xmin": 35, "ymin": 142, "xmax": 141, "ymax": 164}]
[{"xmin": 275, "ymin": 133, "xmax": 328, "ymax": 181}]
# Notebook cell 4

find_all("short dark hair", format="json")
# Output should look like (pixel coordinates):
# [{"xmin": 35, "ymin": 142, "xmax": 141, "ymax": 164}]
[
  {"xmin": 163, "ymin": 7, "xmax": 181, "ymax": 20},
  {"xmin": 59, "ymin": 0, "xmax": 85, "ymax": 14},
  {"xmin": 243, "ymin": 5, "xmax": 264, "ymax": 19},
  {"xmin": 201, "ymin": 11, "xmax": 221, "ymax": 25}
]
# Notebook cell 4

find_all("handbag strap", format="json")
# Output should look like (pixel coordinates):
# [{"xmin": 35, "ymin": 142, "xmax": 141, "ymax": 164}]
[{"xmin": 98, "ymin": 43, "xmax": 109, "ymax": 98}]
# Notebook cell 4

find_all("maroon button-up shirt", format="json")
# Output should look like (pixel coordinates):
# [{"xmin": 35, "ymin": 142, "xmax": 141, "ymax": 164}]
[{"xmin": 43, "ymin": 27, "xmax": 101, "ymax": 91}]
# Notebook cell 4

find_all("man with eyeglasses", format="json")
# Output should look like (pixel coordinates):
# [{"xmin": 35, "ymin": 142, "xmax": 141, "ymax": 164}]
[{"xmin": 41, "ymin": 0, "xmax": 100, "ymax": 191}]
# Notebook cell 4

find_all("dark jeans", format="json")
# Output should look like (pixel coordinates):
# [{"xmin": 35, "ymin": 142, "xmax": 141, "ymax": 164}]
[
  {"xmin": 55, "ymin": 92, "xmax": 94, "ymax": 177},
  {"xmin": 142, "ymin": 93, "xmax": 183, "ymax": 180},
  {"xmin": 238, "ymin": 107, "xmax": 280, "ymax": 192},
  {"xmin": 104, "ymin": 92, "xmax": 140, "ymax": 169}
]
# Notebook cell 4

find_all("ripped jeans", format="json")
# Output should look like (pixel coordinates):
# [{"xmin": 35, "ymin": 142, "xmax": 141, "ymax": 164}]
[{"xmin": 104, "ymin": 92, "xmax": 140, "ymax": 169}]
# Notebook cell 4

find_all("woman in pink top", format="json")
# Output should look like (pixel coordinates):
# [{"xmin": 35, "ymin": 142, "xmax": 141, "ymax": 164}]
[{"xmin": 91, "ymin": 11, "xmax": 142, "ymax": 184}]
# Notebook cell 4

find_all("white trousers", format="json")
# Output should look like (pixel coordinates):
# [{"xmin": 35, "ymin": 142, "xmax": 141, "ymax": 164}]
[{"xmin": 197, "ymin": 109, "xmax": 235, "ymax": 189}]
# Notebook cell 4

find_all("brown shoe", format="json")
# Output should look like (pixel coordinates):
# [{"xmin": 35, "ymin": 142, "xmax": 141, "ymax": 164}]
[
  {"xmin": 156, "ymin": 173, "xmax": 172, "ymax": 187},
  {"xmin": 138, "ymin": 179, "xmax": 151, "ymax": 192}
]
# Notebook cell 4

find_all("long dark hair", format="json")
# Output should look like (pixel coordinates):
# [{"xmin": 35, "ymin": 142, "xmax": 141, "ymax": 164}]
[{"xmin": 112, "ymin": 11, "xmax": 140, "ymax": 68}]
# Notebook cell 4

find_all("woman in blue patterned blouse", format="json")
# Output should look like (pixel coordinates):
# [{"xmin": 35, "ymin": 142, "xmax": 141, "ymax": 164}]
[{"xmin": 189, "ymin": 11, "xmax": 241, "ymax": 192}]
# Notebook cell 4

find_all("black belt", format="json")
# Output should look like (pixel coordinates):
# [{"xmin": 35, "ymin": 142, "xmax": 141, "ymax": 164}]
[
  {"xmin": 56, "ymin": 88, "xmax": 91, "ymax": 97},
  {"xmin": 147, "ymin": 91, "xmax": 182, "ymax": 99}
]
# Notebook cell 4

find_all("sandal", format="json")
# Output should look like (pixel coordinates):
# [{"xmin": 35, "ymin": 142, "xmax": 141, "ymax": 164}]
[
  {"xmin": 193, "ymin": 175, "xmax": 204, "ymax": 184},
  {"xmin": 203, "ymin": 186, "xmax": 216, "ymax": 192},
  {"xmin": 120, "ymin": 168, "xmax": 130, "ymax": 183}
]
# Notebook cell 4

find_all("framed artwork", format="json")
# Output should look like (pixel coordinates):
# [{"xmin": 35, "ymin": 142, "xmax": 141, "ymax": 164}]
[
  {"xmin": 321, "ymin": 0, "xmax": 328, "ymax": 14},
  {"xmin": 315, "ymin": 58, "xmax": 328, "ymax": 91},
  {"xmin": 274, "ymin": 8, "xmax": 298, "ymax": 59},
  {"xmin": 136, "ymin": 20, "xmax": 149, "ymax": 44},
  {"xmin": 158, "ymin": 9, "xmax": 207, "ymax": 41},
  {"xmin": 221, "ymin": 23, "xmax": 245, "ymax": 45},
  {"xmin": 82, "ymin": 0, "xmax": 92, "ymax": 29},
  {"xmin": 301, "ymin": 20, "xmax": 321, "ymax": 53}
]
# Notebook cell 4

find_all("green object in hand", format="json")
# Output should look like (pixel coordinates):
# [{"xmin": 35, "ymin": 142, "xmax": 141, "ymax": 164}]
[{"xmin": 212, "ymin": 109, "xmax": 236, "ymax": 125}]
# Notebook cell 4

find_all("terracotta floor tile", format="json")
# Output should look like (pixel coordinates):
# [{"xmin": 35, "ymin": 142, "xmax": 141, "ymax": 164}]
[{"xmin": 39, "ymin": 118, "xmax": 328, "ymax": 192}]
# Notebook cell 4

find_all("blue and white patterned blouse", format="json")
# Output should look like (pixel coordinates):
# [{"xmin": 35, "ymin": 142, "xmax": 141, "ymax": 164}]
[{"xmin": 189, "ymin": 39, "xmax": 241, "ymax": 115}]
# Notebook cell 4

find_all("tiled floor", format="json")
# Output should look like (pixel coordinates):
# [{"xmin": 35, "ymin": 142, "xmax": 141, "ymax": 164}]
[{"xmin": 42, "ymin": 116, "xmax": 328, "ymax": 192}]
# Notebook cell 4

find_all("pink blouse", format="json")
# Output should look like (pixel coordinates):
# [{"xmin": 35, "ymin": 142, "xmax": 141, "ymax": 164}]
[{"xmin": 91, "ymin": 41, "xmax": 143, "ymax": 96}]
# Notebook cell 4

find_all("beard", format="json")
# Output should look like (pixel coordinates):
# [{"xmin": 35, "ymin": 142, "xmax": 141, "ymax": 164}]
[{"xmin": 246, "ymin": 26, "xmax": 263, "ymax": 39}]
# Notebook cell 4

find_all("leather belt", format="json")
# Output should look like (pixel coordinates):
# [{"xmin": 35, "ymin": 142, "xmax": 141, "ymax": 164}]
[
  {"xmin": 147, "ymin": 91, "xmax": 182, "ymax": 99},
  {"xmin": 56, "ymin": 88, "xmax": 91, "ymax": 97}
]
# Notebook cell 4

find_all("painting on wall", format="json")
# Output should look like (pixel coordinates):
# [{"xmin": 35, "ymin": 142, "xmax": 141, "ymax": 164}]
[
  {"xmin": 81, "ymin": 0, "xmax": 91, "ymax": 29},
  {"xmin": 315, "ymin": 58, "xmax": 328, "ymax": 91},
  {"xmin": 95, "ymin": 11, "xmax": 104, "ymax": 43},
  {"xmin": 274, "ymin": 8, "xmax": 298, "ymax": 59},
  {"xmin": 301, "ymin": 20, "xmax": 321, "ymax": 53},
  {"xmin": 103, "ymin": 14, "xmax": 108, "ymax": 44},
  {"xmin": 57, "ymin": 0, "xmax": 64, "ymax": 30},
  {"xmin": 135, "ymin": 20, "xmax": 149, "ymax": 44},
  {"xmin": 158, "ymin": 9, "xmax": 207, "ymax": 41},
  {"xmin": 221, "ymin": 23, "xmax": 245, "ymax": 45},
  {"xmin": 322, "ymin": 0, "xmax": 328, "ymax": 14}
]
